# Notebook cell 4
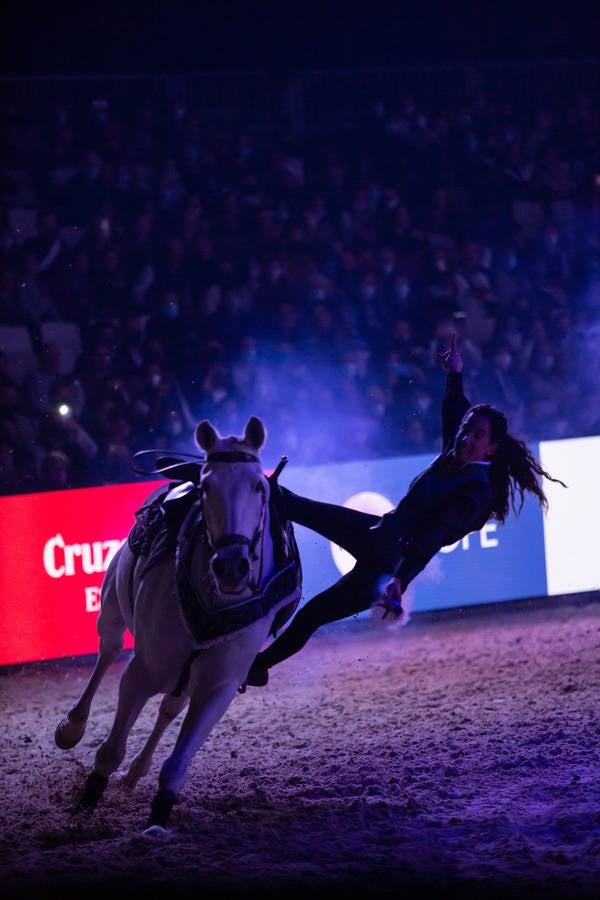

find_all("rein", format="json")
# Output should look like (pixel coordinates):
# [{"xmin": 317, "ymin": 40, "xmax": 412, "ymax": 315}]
[
  {"xmin": 129, "ymin": 449, "xmax": 205, "ymax": 478},
  {"xmin": 129, "ymin": 448, "xmax": 260, "ymax": 478}
]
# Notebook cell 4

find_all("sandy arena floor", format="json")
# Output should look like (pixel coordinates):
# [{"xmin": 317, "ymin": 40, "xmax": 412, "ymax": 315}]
[{"xmin": 1, "ymin": 597, "xmax": 599, "ymax": 900}]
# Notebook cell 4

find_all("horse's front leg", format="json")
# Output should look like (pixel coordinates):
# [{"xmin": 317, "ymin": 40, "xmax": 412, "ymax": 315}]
[
  {"xmin": 124, "ymin": 691, "xmax": 188, "ymax": 788},
  {"xmin": 81, "ymin": 655, "xmax": 154, "ymax": 810},
  {"xmin": 146, "ymin": 616, "xmax": 276, "ymax": 830},
  {"xmin": 55, "ymin": 637, "xmax": 122, "ymax": 750},
  {"xmin": 147, "ymin": 676, "xmax": 241, "ymax": 828},
  {"xmin": 56, "ymin": 555, "xmax": 125, "ymax": 750}
]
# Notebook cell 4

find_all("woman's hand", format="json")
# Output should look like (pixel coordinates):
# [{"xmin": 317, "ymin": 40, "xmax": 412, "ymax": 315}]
[
  {"xmin": 439, "ymin": 332, "xmax": 463, "ymax": 373},
  {"xmin": 376, "ymin": 577, "xmax": 404, "ymax": 620}
]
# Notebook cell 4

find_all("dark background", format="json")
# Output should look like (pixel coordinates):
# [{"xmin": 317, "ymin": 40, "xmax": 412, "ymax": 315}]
[{"xmin": 2, "ymin": 0, "xmax": 599, "ymax": 77}]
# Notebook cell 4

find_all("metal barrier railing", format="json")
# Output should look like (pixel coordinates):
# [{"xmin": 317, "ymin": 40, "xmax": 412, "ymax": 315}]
[{"xmin": 1, "ymin": 59, "xmax": 597, "ymax": 136}]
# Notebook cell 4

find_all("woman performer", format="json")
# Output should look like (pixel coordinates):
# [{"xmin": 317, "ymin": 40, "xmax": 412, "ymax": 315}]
[{"xmin": 244, "ymin": 334, "xmax": 565, "ymax": 688}]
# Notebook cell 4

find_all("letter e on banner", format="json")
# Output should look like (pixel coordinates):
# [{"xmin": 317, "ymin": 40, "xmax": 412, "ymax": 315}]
[
  {"xmin": 84, "ymin": 586, "xmax": 102, "ymax": 612},
  {"xmin": 480, "ymin": 522, "xmax": 499, "ymax": 548}
]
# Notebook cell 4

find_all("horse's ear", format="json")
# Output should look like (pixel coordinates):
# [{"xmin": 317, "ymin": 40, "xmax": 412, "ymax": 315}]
[
  {"xmin": 243, "ymin": 416, "xmax": 266, "ymax": 450},
  {"xmin": 195, "ymin": 420, "xmax": 220, "ymax": 451}
]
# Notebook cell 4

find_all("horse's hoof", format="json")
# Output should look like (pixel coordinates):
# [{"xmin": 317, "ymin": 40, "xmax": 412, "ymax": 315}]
[
  {"xmin": 55, "ymin": 714, "xmax": 87, "ymax": 750},
  {"xmin": 148, "ymin": 789, "xmax": 177, "ymax": 829},
  {"xmin": 80, "ymin": 771, "xmax": 109, "ymax": 809},
  {"xmin": 118, "ymin": 772, "xmax": 138, "ymax": 791},
  {"xmin": 122, "ymin": 759, "xmax": 150, "ymax": 789},
  {"xmin": 121, "ymin": 773, "xmax": 139, "ymax": 791}
]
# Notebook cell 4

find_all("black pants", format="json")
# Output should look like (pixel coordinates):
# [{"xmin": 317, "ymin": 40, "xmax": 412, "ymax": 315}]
[{"xmin": 257, "ymin": 488, "xmax": 396, "ymax": 672}]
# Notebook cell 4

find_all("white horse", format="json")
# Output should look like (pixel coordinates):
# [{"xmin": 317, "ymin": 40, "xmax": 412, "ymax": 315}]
[{"xmin": 55, "ymin": 416, "xmax": 301, "ymax": 829}]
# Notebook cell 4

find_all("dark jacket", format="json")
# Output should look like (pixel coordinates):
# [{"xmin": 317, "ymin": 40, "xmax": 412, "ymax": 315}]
[{"xmin": 371, "ymin": 371, "xmax": 494, "ymax": 590}]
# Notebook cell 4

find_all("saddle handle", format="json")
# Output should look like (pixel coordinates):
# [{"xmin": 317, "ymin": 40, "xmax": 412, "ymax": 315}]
[{"xmin": 269, "ymin": 455, "xmax": 288, "ymax": 482}]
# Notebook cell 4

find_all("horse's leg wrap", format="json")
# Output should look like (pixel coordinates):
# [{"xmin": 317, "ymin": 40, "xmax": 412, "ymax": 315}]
[
  {"xmin": 148, "ymin": 789, "xmax": 178, "ymax": 828},
  {"xmin": 80, "ymin": 771, "xmax": 109, "ymax": 809}
]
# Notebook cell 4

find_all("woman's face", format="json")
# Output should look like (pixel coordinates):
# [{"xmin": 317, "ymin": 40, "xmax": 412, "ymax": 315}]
[{"xmin": 453, "ymin": 413, "xmax": 498, "ymax": 464}]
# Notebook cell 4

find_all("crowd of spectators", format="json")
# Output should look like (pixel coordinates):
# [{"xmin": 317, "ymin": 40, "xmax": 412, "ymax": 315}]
[{"xmin": 1, "ymin": 73, "xmax": 599, "ymax": 494}]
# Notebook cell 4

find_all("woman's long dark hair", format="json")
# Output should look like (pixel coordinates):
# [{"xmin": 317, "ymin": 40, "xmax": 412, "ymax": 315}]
[{"xmin": 470, "ymin": 404, "xmax": 567, "ymax": 524}]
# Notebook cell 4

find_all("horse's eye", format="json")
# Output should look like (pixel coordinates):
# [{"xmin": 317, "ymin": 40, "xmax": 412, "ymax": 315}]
[{"xmin": 255, "ymin": 482, "xmax": 264, "ymax": 493}]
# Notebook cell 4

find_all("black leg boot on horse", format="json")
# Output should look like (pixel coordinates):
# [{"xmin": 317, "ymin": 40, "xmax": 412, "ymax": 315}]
[
  {"xmin": 147, "ymin": 789, "xmax": 178, "ymax": 829},
  {"xmin": 80, "ymin": 771, "xmax": 109, "ymax": 810}
]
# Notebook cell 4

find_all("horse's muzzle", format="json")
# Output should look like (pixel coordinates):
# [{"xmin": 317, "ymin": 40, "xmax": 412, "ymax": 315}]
[{"xmin": 211, "ymin": 545, "xmax": 251, "ymax": 591}]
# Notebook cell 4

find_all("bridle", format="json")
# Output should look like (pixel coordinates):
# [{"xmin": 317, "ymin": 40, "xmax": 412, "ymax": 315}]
[{"xmin": 200, "ymin": 450, "xmax": 269, "ymax": 592}]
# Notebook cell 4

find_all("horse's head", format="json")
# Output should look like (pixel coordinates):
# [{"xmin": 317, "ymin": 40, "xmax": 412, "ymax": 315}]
[{"xmin": 196, "ymin": 415, "xmax": 270, "ymax": 595}]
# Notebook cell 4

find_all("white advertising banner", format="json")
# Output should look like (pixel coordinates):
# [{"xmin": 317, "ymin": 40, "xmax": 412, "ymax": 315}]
[{"xmin": 539, "ymin": 435, "xmax": 600, "ymax": 596}]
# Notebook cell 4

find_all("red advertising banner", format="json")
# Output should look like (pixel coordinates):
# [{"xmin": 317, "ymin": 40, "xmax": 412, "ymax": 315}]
[{"xmin": 0, "ymin": 480, "xmax": 166, "ymax": 666}]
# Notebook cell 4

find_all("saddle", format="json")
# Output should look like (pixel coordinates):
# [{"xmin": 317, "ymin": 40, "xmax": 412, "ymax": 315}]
[
  {"xmin": 126, "ymin": 450, "xmax": 205, "ymax": 573},
  {"xmin": 128, "ymin": 480, "xmax": 200, "ymax": 576}
]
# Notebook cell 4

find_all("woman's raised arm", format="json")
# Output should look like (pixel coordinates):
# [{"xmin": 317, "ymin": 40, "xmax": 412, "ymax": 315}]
[{"xmin": 439, "ymin": 333, "xmax": 471, "ymax": 450}]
